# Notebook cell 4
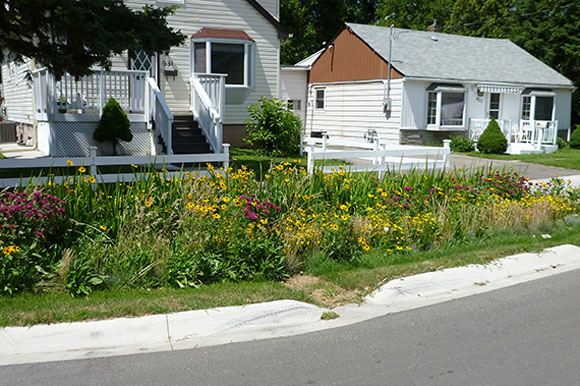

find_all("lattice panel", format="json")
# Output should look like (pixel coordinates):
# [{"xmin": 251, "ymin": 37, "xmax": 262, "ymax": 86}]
[
  {"xmin": 131, "ymin": 51, "xmax": 156, "ymax": 78},
  {"xmin": 54, "ymin": 121, "xmax": 151, "ymax": 157}
]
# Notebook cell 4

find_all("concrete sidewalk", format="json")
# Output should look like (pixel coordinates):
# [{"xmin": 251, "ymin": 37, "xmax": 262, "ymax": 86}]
[{"xmin": 2, "ymin": 244, "xmax": 580, "ymax": 367}]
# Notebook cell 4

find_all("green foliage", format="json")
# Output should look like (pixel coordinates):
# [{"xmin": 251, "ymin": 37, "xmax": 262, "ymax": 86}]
[
  {"xmin": 477, "ymin": 118, "xmax": 508, "ymax": 154},
  {"xmin": 374, "ymin": 0, "xmax": 580, "ymax": 124},
  {"xmin": 2, "ymin": 156, "xmax": 579, "ymax": 298},
  {"xmin": 557, "ymin": 137, "xmax": 568, "ymax": 149},
  {"xmin": 450, "ymin": 136, "xmax": 475, "ymax": 152},
  {"xmin": 93, "ymin": 98, "xmax": 132, "ymax": 155},
  {"xmin": 570, "ymin": 126, "xmax": 580, "ymax": 149},
  {"xmin": 376, "ymin": 0, "xmax": 453, "ymax": 29},
  {"xmin": 1, "ymin": 0, "xmax": 185, "ymax": 78},
  {"xmin": 281, "ymin": 0, "xmax": 377, "ymax": 64},
  {"xmin": 0, "ymin": 243, "xmax": 44, "ymax": 295},
  {"xmin": 244, "ymin": 98, "xmax": 301, "ymax": 156}
]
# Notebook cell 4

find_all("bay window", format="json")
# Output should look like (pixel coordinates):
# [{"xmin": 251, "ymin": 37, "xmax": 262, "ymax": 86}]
[
  {"xmin": 521, "ymin": 89, "xmax": 555, "ymax": 121},
  {"xmin": 426, "ymin": 84, "xmax": 466, "ymax": 129},
  {"xmin": 192, "ymin": 37, "xmax": 255, "ymax": 88}
]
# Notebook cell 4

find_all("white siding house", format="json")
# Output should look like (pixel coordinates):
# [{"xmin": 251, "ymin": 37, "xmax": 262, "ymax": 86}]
[
  {"xmin": 307, "ymin": 79, "xmax": 403, "ymax": 144},
  {"xmin": 298, "ymin": 23, "xmax": 575, "ymax": 154},
  {"xmin": 0, "ymin": 0, "xmax": 286, "ymax": 155}
]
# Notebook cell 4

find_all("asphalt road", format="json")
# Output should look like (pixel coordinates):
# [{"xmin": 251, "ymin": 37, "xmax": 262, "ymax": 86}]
[{"xmin": 2, "ymin": 269, "xmax": 580, "ymax": 386}]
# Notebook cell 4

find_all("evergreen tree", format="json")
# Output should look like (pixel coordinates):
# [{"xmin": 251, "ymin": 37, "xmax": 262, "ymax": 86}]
[{"xmin": 93, "ymin": 98, "xmax": 132, "ymax": 156}]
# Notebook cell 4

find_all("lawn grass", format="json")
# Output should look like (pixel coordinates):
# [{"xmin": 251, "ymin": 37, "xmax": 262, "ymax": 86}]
[
  {"xmin": 3, "ymin": 220, "xmax": 578, "ymax": 327},
  {"xmin": 464, "ymin": 147, "xmax": 580, "ymax": 170},
  {"xmin": 230, "ymin": 148, "xmax": 350, "ymax": 178}
]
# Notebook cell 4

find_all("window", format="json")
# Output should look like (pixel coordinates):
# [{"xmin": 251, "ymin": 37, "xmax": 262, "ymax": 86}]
[
  {"xmin": 521, "ymin": 91, "xmax": 554, "ymax": 122},
  {"xmin": 287, "ymin": 100, "xmax": 301, "ymax": 111},
  {"xmin": 534, "ymin": 96, "xmax": 554, "ymax": 121},
  {"xmin": 488, "ymin": 93, "xmax": 500, "ymax": 119},
  {"xmin": 426, "ymin": 84, "xmax": 466, "ymax": 128},
  {"xmin": 211, "ymin": 43, "xmax": 245, "ymax": 85},
  {"xmin": 315, "ymin": 89, "xmax": 325, "ymax": 109},
  {"xmin": 427, "ymin": 92, "xmax": 437, "ymax": 124},
  {"xmin": 192, "ymin": 40, "xmax": 254, "ymax": 87},
  {"xmin": 521, "ymin": 96, "xmax": 531, "ymax": 120}
]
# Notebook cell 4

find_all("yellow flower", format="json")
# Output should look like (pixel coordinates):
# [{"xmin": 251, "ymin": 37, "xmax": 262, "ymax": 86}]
[
  {"xmin": 330, "ymin": 224, "xmax": 339, "ymax": 231},
  {"xmin": 89, "ymin": 176, "xmax": 96, "ymax": 183},
  {"xmin": 222, "ymin": 196, "xmax": 230, "ymax": 203},
  {"xmin": 212, "ymin": 213, "xmax": 221, "ymax": 219},
  {"xmin": 67, "ymin": 160, "xmax": 73, "ymax": 166},
  {"xmin": 145, "ymin": 200, "xmax": 152, "ymax": 207},
  {"xmin": 99, "ymin": 225, "xmax": 107, "ymax": 231},
  {"xmin": 78, "ymin": 166, "xmax": 86, "ymax": 173},
  {"xmin": 131, "ymin": 164, "xmax": 138, "ymax": 169}
]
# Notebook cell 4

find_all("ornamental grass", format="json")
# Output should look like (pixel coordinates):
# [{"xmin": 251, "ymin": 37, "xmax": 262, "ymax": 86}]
[{"xmin": 1, "ymin": 162, "xmax": 578, "ymax": 296}]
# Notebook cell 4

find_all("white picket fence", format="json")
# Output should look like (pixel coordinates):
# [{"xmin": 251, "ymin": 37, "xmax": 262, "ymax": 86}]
[
  {"xmin": 304, "ymin": 137, "xmax": 450, "ymax": 175},
  {"xmin": 0, "ymin": 145, "xmax": 230, "ymax": 188}
]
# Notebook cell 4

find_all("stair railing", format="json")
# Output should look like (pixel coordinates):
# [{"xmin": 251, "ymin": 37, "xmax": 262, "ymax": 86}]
[
  {"xmin": 190, "ymin": 74, "xmax": 226, "ymax": 153},
  {"xmin": 147, "ymin": 77, "xmax": 173, "ymax": 154}
]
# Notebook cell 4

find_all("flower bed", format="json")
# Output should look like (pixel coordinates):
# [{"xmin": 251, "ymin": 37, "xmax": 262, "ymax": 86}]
[{"xmin": 1, "ymin": 163, "xmax": 578, "ymax": 296}]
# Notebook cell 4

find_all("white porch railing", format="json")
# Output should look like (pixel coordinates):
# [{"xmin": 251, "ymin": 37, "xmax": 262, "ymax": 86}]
[
  {"xmin": 468, "ymin": 119, "xmax": 512, "ymax": 142},
  {"xmin": 147, "ymin": 78, "xmax": 173, "ymax": 155},
  {"xmin": 32, "ymin": 68, "xmax": 148, "ymax": 121},
  {"xmin": 190, "ymin": 74, "xmax": 226, "ymax": 153},
  {"xmin": 517, "ymin": 120, "xmax": 558, "ymax": 146}
]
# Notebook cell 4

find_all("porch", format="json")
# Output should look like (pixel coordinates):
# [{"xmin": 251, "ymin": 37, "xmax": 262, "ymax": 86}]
[
  {"xmin": 31, "ymin": 68, "xmax": 227, "ymax": 157},
  {"xmin": 468, "ymin": 118, "xmax": 559, "ymax": 155}
]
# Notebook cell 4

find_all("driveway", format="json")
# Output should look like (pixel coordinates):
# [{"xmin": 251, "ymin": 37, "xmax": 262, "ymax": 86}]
[{"xmin": 448, "ymin": 154, "xmax": 579, "ymax": 180}]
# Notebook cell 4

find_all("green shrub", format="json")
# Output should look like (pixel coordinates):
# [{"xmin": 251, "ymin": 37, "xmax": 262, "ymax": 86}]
[
  {"xmin": 557, "ymin": 137, "xmax": 568, "ymax": 149},
  {"xmin": 450, "ymin": 136, "xmax": 475, "ymax": 152},
  {"xmin": 93, "ymin": 98, "xmax": 132, "ymax": 155},
  {"xmin": 570, "ymin": 125, "xmax": 580, "ymax": 149},
  {"xmin": 477, "ymin": 118, "xmax": 508, "ymax": 154},
  {"xmin": 244, "ymin": 97, "xmax": 301, "ymax": 156}
]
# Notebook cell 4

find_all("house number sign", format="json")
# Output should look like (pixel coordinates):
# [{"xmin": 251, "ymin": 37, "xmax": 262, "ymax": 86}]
[{"xmin": 161, "ymin": 53, "xmax": 178, "ymax": 78}]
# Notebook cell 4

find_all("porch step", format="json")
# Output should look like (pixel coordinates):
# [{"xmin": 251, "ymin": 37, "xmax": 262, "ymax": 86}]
[{"xmin": 170, "ymin": 114, "xmax": 211, "ymax": 154}]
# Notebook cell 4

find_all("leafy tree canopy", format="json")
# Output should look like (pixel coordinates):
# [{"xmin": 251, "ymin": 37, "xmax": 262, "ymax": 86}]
[
  {"xmin": 0, "ymin": 0, "xmax": 185, "ymax": 77},
  {"xmin": 280, "ymin": 0, "xmax": 378, "ymax": 65},
  {"xmin": 374, "ymin": 0, "xmax": 580, "ymax": 123}
]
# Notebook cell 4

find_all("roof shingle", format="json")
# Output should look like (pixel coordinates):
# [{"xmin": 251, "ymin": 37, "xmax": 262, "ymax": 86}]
[{"xmin": 346, "ymin": 23, "xmax": 573, "ymax": 87}]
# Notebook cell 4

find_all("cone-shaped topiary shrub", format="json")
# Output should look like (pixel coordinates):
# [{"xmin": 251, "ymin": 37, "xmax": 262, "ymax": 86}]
[
  {"xmin": 570, "ymin": 125, "xmax": 580, "ymax": 149},
  {"xmin": 93, "ymin": 98, "xmax": 132, "ymax": 155},
  {"xmin": 477, "ymin": 118, "xmax": 508, "ymax": 154}
]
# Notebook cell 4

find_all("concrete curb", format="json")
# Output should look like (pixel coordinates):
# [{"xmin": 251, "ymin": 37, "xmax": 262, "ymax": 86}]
[{"xmin": 1, "ymin": 244, "xmax": 580, "ymax": 366}]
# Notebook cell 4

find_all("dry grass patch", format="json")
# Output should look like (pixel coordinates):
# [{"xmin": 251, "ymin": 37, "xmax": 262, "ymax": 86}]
[{"xmin": 284, "ymin": 274, "xmax": 363, "ymax": 308}]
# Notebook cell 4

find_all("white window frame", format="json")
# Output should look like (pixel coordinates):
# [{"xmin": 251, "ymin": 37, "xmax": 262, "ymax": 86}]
[
  {"xmin": 315, "ymin": 88, "xmax": 325, "ymax": 110},
  {"xmin": 425, "ymin": 89, "xmax": 466, "ymax": 130},
  {"xmin": 287, "ymin": 99, "xmax": 301, "ymax": 111},
  {"xmin": 190, "ymin": 37, "xmax": 255, "ymax": 89},
  {"xmin": 487, "ymin": 93, "xmax": 501, "ymax": 120},
  {"xmin": 520, "ymin": 94, "xmax": 555, "ymax": 122}
]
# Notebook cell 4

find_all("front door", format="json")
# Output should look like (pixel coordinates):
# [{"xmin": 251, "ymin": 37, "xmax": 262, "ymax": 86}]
[{"xmin": 131, "ymin": 51, "xmax": 158, "ymax": 82}]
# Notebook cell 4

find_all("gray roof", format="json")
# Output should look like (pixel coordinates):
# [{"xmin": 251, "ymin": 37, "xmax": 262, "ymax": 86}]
[{"xmin": 346, "ymin": 23, "xmax": 573, "ymax": 87}]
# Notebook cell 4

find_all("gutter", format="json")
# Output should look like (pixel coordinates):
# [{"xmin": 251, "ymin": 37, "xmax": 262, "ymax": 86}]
[{"xmin": 403, "ymin": 76, "xmax": 575, "ymax": 90}]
